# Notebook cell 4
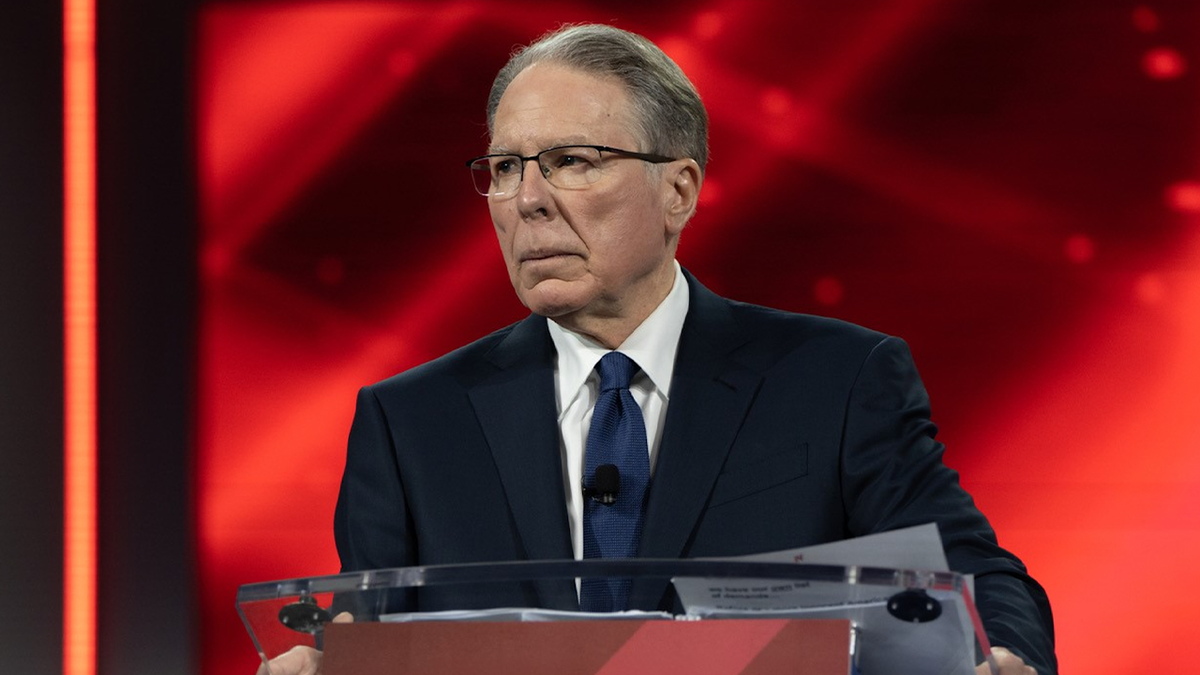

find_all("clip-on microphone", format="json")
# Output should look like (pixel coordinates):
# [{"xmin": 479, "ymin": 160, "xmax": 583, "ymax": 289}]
[{"xmin": 582, "ymin": 463, "xmax": 620, "ymax": 505}]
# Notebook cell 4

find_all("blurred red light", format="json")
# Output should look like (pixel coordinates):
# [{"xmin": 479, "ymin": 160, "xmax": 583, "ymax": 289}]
[
  {"xmin": 1143, "ymin": 47, "xmax": 1186, "ymax": 80},
  {"xmin": 693, "ymin": 11, "xmax": 724, "ymax": 40},
  {"xmin": 1165, "ymin": 181, "xmax": 1200, "ymax": 214},
  {"xmin": 1131, "ymin": 6, "xmax": 1160, "ymax": 33},
  {"xmin": 1136, "ymin": 273, "xmax": 1167, "ymax": 306},
  {"xmin": 760, "ymin": 87, "xmax": 793, "ymax": 116},
  {"xmin": 814, "ymin": 276, "xmax": 845, "ymax": 306},
  {"xmin": 698, "ymin": 176, "xmax": 721, "ymax": 206},
  {"xmin": 1064, "ymin": 234, "xmax": 1096, "ymax": 263},
  {"xmin": 200, "ymin": 244, "xmax": 233, "ymax": 280},
  {"xmin": 388, "ymin": 51, "xmax": 416, "ymax": 78}
]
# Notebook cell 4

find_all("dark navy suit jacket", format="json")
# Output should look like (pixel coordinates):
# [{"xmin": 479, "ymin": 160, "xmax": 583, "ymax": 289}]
[{"xmin": 333, "ymin": 271, "xmax": 1056, "ymax": 673}]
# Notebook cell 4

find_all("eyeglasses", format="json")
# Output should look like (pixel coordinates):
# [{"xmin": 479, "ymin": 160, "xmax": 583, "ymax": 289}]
[{"xmin": 465, "ymin": 144, "xmax": 677, "ymax": 199}]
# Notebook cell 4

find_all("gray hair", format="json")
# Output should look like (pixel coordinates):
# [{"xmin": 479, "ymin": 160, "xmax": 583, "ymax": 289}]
[{"xmin": 486, "ymin": 24, "xmax": 709, "ymax": 172}]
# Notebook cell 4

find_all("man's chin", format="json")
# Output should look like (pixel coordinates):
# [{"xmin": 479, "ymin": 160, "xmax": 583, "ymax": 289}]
[
  {"xmin": 518, "ymin": 281, "xmax": 589, "ymax": 319},
  {"xmin": 527, "ymin": 300, "xmax": 585, "ymax": 319}
]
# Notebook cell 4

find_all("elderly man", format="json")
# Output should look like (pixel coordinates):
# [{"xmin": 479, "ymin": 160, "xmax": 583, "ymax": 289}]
[{"xmin": 264, "ymin": 23, "xmax": 1055, "ymax": 675}]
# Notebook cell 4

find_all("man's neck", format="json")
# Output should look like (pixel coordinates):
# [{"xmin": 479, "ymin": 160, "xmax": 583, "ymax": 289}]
[
  {"xmin": 550, "ymin": 263, "xmax": 680, "ymax": 349},
  {"xmin": 551, "ymin": 315, "xmax": 642, "ymax": 350}
]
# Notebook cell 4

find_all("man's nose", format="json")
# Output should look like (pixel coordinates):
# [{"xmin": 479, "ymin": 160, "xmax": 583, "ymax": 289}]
[{"xmin": 514, "ymin": 158, "xmax": 554, "ymax": 215}]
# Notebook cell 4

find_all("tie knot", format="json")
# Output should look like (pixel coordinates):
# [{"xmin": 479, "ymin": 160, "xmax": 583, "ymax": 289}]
[{"xmin": 596, "ymin": 352, "xmax": 638, "ymax": 392}]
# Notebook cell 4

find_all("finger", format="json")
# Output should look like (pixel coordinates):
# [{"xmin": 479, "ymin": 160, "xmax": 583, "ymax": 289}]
[
  {"xmin": 989, "ymin": 647, "xmax": 1036, "ymax": 675},
  {"xmin": 332, "ymin": 611, "xmax": 354, "ymax": 624},
  {"xmin": 261, "ymin": 645, "xmax": 322, "ymax": 675}
]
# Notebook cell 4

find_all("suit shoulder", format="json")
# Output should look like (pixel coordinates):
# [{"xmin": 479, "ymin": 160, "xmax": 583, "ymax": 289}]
[
  {"xmin": 365, "ymin": 317, "xmax": 533, "ymax": 397},
  {"xmin": 725, "ymin": 298, "xmax": 891, "ymax": 353}
]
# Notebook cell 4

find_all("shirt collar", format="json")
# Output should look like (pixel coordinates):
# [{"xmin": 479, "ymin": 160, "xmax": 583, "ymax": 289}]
[{"xmin": 548, "ymin": 261, "xmax": 690, "ymax": 416}]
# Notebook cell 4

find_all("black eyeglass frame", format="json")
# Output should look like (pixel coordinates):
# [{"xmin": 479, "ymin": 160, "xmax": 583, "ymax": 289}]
[{"xmin": 465, "ymin": 144, "xmax": 679, "ymax": 197}]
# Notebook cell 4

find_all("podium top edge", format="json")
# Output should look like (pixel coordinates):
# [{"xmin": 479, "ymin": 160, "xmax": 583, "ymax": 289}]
[{"xmin": 236, "ymin": 559, "xmax": 965, "ymax": 602}]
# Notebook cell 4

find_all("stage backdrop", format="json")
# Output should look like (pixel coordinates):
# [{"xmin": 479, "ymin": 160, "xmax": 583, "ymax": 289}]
[{"xmin": 195, "ymin": 2, "xmax": 1200, "ymax": 674}]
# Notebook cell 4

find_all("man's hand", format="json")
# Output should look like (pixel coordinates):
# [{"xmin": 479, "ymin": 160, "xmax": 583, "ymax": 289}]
[
  {"xmin": 254, "ymin": 645, "xmax": 321, "ymax": 675},
  {"xmin": 975, "ymin": 647, "xmax": 1037, "ymax": 675},
  {"xmin": 253, "ymin": 612, "xmax": 352, "ymax": 675}
]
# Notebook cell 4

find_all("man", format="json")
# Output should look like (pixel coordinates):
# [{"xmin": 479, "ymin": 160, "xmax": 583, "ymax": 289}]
[{"xmin": 264, "ymin": 23, "xmax": 1055, "ymax": 675}]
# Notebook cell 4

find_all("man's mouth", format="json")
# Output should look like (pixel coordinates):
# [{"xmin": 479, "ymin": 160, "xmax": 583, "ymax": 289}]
[{"xmin": 521, "ymin": 250, "xmax": 573, "ymax": 263}]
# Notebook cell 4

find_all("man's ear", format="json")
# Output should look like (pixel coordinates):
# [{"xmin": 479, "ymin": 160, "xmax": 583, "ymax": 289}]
[{"xmin": 663, "ymin": 159, "xmax": 703, "ymax": 235}]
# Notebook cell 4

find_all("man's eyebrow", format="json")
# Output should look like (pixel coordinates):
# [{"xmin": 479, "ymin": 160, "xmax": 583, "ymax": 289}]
[{"xmin": 487, "ymin": 139, "xmax": 594, "ymax": 155}]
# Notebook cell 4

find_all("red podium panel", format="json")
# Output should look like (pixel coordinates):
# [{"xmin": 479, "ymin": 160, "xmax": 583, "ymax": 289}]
[{"xmin": 322, "ymin": 618, "xmax": 852, "ymax": 675}]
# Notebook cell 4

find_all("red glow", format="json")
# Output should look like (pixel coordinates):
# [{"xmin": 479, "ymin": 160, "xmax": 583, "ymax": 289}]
[
  {"xmin": 196, "ymin": 2, "xmax": 475, "ymax": 258},
  {"xmin": 693, "ymin": 11, "xmax": 725, "ymax": 40},
  {"xmin": 1165, "ymin": 180, "xmax": 1200, "ymax": 214},
  {"xmin": 1136, "ymin": 273, "xmax": 1168, "ymax": 305},
  {"xmin": 1064, "ymin": 234, "xmax": 1095, "ymax": 263},
  {"xmin": 386, "ymin": 50, "xmax": 417, "ymax": 78},
  {"xmin": 63, "ymin": 0, "xmax": 97, "ymax": 674},
  {"xmin": 760, "ymin": 87, "xmax": 795, "ymax": 116},
  {"xmin": 960, "ymin": 233, "xmax": 1200, "ymax": 673},
  {"xmin": 698, "ymin": 177, "xmax": 721, "ymax": 206},
  {"xmin": 813, "ymin": 277, "xmax": 845, "ymax": 306},
  {"xmin": 1143, "ymin": 47, "xmax": 1187, "ymax": 80},
  {"xmin": 1132, "ymin": 6, "xmax": 1161, "ymax": 33}
]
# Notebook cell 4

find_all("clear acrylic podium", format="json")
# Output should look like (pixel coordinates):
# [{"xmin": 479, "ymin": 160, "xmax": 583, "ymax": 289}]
[{"xmin": 237, "ymin": 559, "xmax": 995, "ymax": 675}]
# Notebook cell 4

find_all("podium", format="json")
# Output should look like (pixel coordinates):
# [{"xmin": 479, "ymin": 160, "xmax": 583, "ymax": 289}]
[{"xmin": 237, "ymin": 559, "xmax": 996, "ymax": 675}]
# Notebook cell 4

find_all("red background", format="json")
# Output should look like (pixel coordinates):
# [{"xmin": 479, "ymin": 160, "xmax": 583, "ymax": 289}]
[{"xmin": 195, "ymin": 2, "xmax": 1200, "ymax": 674}]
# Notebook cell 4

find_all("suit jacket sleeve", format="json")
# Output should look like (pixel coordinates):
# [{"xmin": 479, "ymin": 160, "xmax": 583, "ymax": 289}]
[
  {"xmin": 840, "ymin": 336, "xmax": 1056, "ymax": 674},
  {"xmin": 333, "ymin": 385, "xmax": 415, "ymax": 572}
]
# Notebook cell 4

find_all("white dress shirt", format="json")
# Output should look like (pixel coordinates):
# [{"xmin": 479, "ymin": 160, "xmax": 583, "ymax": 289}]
[{"xmin": 546, "ymin": 261, "xmax": 690, "ymax": 560}]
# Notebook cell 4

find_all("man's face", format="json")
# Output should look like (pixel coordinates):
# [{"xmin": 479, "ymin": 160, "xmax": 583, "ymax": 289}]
[{"xmin": 487, "ymin": 63, "xmax": 686, "ymax": 341}]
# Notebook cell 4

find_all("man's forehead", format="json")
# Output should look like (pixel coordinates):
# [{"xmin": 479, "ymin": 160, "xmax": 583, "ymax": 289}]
[{"xmin": 488, "ymin": 63, "xmax": 637, "ymax": 153}]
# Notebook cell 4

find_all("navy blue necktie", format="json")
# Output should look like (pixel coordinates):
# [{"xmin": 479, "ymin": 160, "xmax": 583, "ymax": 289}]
[{"xmin": 580, "ymin": 351, "xmax": 651, "ymax": 612}]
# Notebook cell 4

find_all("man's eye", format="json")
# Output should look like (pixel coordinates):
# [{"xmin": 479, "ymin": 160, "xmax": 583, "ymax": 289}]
[
  {"xmin": 493, "ymin": 158, "xmax": 519, "ymax": 175},
  {"xmin": 554, "ymin": 153, "xmax": 596, "ymax": 169}
]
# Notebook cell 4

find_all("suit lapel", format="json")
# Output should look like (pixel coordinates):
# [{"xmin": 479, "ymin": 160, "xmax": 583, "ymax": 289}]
[
  {"xmin": 466, "ymin": 276, "xmax": 764, "ymax": 610},
  {"xmin": 468, "ymin": 315, "xmax": 577, "ymax": 608},
  {"xmin": 631, "ymin": 273, "xmax": 763, "ymax": 608}
]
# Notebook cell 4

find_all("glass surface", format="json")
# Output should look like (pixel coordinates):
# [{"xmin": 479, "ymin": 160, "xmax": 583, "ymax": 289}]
[{"xmin": 238, "ymin": 559, "xmax": 994, "ymax": 675}]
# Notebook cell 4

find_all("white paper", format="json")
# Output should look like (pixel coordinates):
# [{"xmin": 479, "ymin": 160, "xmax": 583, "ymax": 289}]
[
  {"xmin": 671, "ymin": 523, "xmax": 979, "ymax": 675},
  {"xmin": 733, "ymin": 522, "xmax": 949, "ymax": 570}
]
